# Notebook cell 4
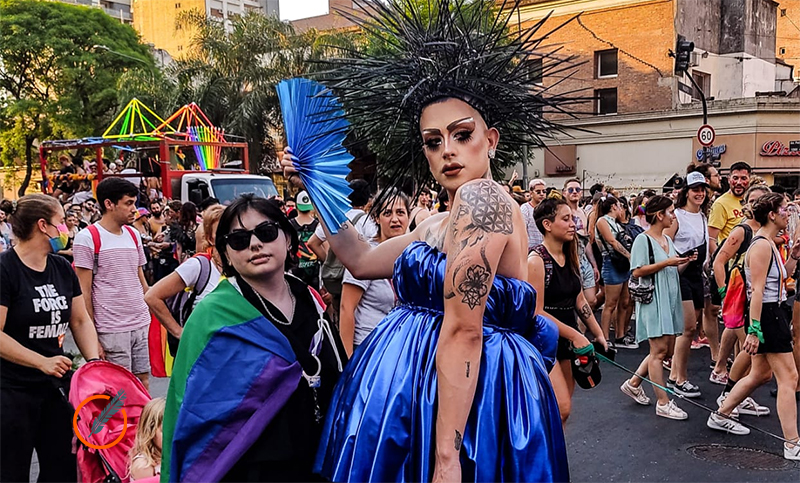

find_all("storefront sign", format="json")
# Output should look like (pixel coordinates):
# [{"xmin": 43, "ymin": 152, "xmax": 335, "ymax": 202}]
[
  {"xmin": 696, "ymin": 144, "xmax": 726, "ymax": 161},
  {"xmin": 760, "ymin": 140, "xmax": 800, "ymax": 157}
]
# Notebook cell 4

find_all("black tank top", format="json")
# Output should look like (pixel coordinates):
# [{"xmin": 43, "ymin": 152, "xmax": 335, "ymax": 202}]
[{"xmin": 538, "ymin": 246, "xmax": 582, "ymax": 330}]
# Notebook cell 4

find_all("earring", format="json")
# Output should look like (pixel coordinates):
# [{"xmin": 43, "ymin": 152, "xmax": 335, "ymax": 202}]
[{"xmin": 488, "ymin": 149, "xmax": 496, "ymax": 160}]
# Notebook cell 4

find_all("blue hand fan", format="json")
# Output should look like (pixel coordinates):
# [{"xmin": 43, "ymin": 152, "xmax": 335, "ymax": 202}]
[{"xmin": 277, "ymin": 78, "xmax": 352, "ymax": 234}]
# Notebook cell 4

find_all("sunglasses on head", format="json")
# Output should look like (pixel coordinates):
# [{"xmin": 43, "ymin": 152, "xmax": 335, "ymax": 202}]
[{"xmin": 224, "ymin": 221, "xmax": 281, "ymax": 251}]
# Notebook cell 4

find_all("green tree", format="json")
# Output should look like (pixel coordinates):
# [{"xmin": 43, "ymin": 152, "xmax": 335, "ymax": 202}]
[
  {"xmin": 164, "ymin": 9, "xmax": 345, "ymax": 173},
  {"xmin": 0, "ymin": 0, "xmax": 154, "ymax": 195}
]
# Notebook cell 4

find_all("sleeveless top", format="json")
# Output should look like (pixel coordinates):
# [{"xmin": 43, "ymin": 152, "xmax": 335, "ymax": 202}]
[
  {"xmin": 745, "ymin": 237, "xmax": 786, "ymax": 303},
  {"xmin": 673, "ymin": 208, "xmax": 707, "ymax": 272},
  {"xmin": 595, "ymin": 215, "xmax": 622, "ymax": 257},
  {"xmin": 532, "ymin": 245, "xmax": 582, "ymax": 330}
]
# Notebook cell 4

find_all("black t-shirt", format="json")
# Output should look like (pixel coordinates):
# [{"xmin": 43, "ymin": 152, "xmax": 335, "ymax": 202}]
[
  {"xmin": 0, "ymin": 249, "xmax": 81, "ymax": 388},
  {"xmin": 290, "ymin": 218, "xmax": 321, "ymax": 289},
  {"xmin": 231, "ymin": 276, "xmax": 345, "ymax": 476}
]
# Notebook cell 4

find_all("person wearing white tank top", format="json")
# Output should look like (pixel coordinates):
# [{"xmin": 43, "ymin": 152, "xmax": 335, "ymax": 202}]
[
  {"xmin": 709, "ymin": 193, "xmax": 800, "ymax": 461},
  {"xmin": 664, "ymin": 174, "xmax": 708, "ymax": 399}
]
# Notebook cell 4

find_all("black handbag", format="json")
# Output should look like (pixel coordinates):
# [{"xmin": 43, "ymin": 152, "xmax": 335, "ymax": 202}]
[
  {"xmin": 602, "ymin": 220, "xmax": 632, "ymax": 272},
  {"xmin": 629, "ymin": 236, "xmax": 656, "ymax": 304}
]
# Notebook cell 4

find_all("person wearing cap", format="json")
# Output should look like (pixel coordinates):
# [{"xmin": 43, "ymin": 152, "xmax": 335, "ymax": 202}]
[
  {"xmin": 663, "ymin": 170, "xmax": 709, "ymax": 399},
  {"xmin": 521, "ymin": 179, "xmax": 547, "ymax": 251},
  {"xmin": 289, "ymin": 191, "xmax": 322, "ymax": 290}
]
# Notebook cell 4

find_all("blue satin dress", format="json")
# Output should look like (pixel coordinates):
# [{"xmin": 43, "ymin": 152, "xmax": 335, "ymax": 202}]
[{"xmin": 315, "ymin": 241, "xmax": 569, "ymax": 482}]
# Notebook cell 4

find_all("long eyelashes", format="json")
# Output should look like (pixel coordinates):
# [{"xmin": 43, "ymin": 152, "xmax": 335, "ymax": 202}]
[
  {"xmin": 422, "ymin": 130, "xmax": 474, "ymax": 150},
  {"xmin": 454, "ymin": 130, "xmax": 473, "ymax": 142}
]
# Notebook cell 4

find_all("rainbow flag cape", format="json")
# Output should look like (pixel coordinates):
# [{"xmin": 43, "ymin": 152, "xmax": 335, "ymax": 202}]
[{"xmin": 161, "ymin": 279, "xmax": 302, "ymax": 482}]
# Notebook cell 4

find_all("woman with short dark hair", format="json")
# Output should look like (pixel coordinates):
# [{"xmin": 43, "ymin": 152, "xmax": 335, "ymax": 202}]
[
  {"xmin": 0, "ymin": 194, "xmax": 100, "ymax": 481},
  {"xmin": 528, "ymin": 198, "xmax": 607, "ymax": 425},
  {"xmin": 162, "ymin": 194, "xmax": 345, "ymax": 481}
]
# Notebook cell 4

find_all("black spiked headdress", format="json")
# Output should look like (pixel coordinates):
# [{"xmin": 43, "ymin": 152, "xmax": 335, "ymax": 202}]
[{"xmin": 318, "ymin": 0, "xmax": 585, "ymax": 198}]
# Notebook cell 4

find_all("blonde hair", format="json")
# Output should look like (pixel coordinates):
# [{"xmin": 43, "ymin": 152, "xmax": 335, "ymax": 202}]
[
  {"xmin": 129, "ymin": 397, "xmax": 165, "ymax": 475},
  {"xmin": 202, "ymin": 204, "xmax": 225, "ymax": 245}
]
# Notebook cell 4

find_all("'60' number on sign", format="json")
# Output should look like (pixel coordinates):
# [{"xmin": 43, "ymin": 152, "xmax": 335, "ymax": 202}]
[{"xmin": 698, "ymin": 125, "xmax": 715, "ymax": 146}]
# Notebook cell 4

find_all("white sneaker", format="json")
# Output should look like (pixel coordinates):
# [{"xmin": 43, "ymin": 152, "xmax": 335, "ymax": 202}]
[
  {"xmin": 707, "ymin": 412, "xmax": 750, "ymax": 435},
  {"xmin": 737, "ymin": 397, "xmax": 770, "ymax": 417},
  {"xmin": 620, "ymin": 379, "xmax": 651, "ymax": 405},
  {"xmin": 785, "ymin": 441, "xmax": 800, "ymax": 461},
  {"xmin": 715, "ymin": 393, "xmax": 740, "ymax": 419},
  {"xmin": 656, "ymin": 400, "xmax": 688, "ymax": 420}
]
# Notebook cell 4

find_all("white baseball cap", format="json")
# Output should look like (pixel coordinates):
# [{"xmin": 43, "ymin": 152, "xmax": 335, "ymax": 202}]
[{"xmin": 296, "ymin": 191, "xmax": 313, "ymax": 211}]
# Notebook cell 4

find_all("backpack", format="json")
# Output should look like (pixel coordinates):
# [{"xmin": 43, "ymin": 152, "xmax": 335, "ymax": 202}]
[
  {"xmin": 85, "ymin": 224, "xmax": 139, "ymax": 275},
  {"xmin": 165, "ymin": 253, "xmax": 213, "ymax": 356},
  {"xmin": 531, "ymin": 245, "xmax": 555, "ymax": 288},
  {"xmin": 712, "ymin": 223, "xmax": 753, "ymax": 285},
  {"xmin": 623, "ymin": 221, "xmax": 645, "ymax": 243},
  {"xmin": 321, "ymin": 211, "xmax": 368, "ymax": 296}
]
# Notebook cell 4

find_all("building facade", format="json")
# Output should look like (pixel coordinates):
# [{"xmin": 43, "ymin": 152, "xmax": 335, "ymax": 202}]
[
  {"xmin": 53, "ymin": 0, "xmax": 133, "ymax": 23},
  {"xmin": 132, "ymin": 0, "xmax": 279, "ymax": 58},
  {"xmin": 777, "ymin": 0, "xmax": 800, "ymax": 81},
  {"xmin": 508, "ymin": 0, "xmax": 800, "ymax": 193}
]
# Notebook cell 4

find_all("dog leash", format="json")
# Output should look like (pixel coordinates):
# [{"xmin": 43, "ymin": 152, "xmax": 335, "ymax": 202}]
[{"xmin": 595, "ymin": 352, "xmax": 795, "ymax": 445}]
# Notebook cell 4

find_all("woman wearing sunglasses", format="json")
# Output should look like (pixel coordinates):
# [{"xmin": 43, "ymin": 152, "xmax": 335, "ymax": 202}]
[{"xmin": 161, "ymin": 194, "xmax": 345, "ymax": 481}]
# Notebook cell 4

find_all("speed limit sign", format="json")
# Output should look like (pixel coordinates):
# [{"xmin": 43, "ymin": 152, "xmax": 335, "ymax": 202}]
[{"xmin": 697, "ymin": 124, "xmax": 715, "ymax": 146}]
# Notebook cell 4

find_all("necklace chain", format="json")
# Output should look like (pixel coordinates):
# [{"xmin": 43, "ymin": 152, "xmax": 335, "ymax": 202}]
[{"xmin": 253, "ymin": 279, "xmax": 295, "ymax": 326}]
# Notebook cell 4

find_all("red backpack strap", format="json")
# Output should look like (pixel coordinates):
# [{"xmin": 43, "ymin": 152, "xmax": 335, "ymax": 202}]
[
  {"xmin": 530, "ymin": 244, "xmax": 554, "ymax": 288},
  {"xmin": 87, "ymin": 224, "xmax": 101, "ymax": 275},
  {"xmin": 122, "ymin": 225, "xmax": 139, "ymax": 248}
]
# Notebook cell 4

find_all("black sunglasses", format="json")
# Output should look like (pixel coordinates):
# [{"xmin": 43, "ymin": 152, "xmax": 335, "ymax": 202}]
[{"xmin": 224, "ymin": 221, "xmax": 281, "ymax": 251}]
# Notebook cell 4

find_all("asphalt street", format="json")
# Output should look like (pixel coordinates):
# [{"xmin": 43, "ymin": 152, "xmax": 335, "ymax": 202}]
[
  {"xmin": 566, "ymin": 343, "xmax": 800, "ymax": 482},
  {"xmin": 37, "ymin": 331, "xmax": 800, "ymax": 482}
]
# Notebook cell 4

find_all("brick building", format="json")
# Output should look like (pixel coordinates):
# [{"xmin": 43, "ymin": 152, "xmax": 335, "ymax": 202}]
[
  {"xmin": 777, "ymin": 0, "xmax": 800, "ymax": 81},
  {"xmin": 509, "ymin": 0, "xmax": 800, "ymax": 191}
]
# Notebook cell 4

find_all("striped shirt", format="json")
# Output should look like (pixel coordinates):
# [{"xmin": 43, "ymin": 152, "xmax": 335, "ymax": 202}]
[{"xmin": 73, "ymin": 224, "xmax": 150, "ymax": 333}]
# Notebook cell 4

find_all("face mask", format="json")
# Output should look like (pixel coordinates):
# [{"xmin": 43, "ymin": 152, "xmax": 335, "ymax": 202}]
[{"xmin": 49, "ymin": 223, "xmax": 69, "ymax": 252}]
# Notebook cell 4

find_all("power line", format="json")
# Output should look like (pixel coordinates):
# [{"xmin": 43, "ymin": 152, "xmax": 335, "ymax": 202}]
[{"xmin": 576, "ymin": 17, "xmax": 665, "ymax": 77}]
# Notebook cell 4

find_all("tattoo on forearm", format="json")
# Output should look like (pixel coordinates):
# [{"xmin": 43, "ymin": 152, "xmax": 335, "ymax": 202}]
[
  {"xmin": 454, "ymin": 430, "xmax": 463, "ymax": 451},
  {"xmin": 612, "ymin": 241, "xmax": 630, "ymax": 257},
  {"xmin": 465, "ymin": 361, "xmax": 471, "ymax": 378},
  {"xmin": 578, "ymin": 303, "xmax": 592, "ymax": 322}
]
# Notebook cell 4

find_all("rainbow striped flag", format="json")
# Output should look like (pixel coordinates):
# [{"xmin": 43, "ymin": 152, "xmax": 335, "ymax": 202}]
[{"xmin": 161, "ymin": 279, "xmax": 302, "ymax": 482}]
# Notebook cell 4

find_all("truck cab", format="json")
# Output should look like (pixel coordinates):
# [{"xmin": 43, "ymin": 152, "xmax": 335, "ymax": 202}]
[{"xmin": 179, "ymin": 172, "xmax": 278, "ymax": 206}]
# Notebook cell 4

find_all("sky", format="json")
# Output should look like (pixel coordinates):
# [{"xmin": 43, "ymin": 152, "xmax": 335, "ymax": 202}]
[{"xmin": 279, "ymin": 0, "xmax": 329, "ymax": 21}]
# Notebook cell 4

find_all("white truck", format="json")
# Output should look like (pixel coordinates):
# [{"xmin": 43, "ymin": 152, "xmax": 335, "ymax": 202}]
[{"xmin": 173, "ymin": 171, "xmax": 279, "ymax": 205}]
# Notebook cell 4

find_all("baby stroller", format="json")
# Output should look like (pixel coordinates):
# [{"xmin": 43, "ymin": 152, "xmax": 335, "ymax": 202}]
[{"xmin": 70, "ymin": 360, "xmax": 152, "ymax": 483}]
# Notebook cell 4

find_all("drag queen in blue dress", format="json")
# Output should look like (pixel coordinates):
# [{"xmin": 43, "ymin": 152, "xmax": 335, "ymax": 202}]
[{"xmin": 282, "ymin": 1, "xmax": 576, "ymax": 481}]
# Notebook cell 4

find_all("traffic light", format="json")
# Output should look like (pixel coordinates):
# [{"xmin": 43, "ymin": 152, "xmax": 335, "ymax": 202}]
[{"xmin": 674, "ymin": 35, "xmax": 694, "ymax": 74}]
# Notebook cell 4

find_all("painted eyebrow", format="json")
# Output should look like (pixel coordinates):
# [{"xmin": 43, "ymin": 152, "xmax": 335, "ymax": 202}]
[{"xmin": 422, "ymin": 117, "xmax": 475, "ymax": 135}]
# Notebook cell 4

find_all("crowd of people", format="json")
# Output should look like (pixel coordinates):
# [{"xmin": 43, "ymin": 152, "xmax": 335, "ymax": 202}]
[
  {"xmin": 2, "ymin": 0, "xmax": 800, "ymax": 480},
  {"xmin": 3, "ymin": 155, "xmax": 800, "ymax": 481}
]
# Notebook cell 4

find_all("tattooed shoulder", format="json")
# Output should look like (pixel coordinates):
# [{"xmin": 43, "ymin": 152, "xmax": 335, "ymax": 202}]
[{"xmin": 453, "ymin": 180, "xmax": 514, "ymax": 236}]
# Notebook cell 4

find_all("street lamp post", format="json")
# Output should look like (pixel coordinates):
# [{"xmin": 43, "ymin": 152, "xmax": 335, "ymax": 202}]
[{"xmin": 92, "ymin": 44, "xmax": 148, "ymax": 65}]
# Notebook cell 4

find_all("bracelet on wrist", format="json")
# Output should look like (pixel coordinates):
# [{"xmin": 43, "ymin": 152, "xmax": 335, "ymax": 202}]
[{"xmin": 792, "ymin": 253, "xmax": 800, "ymax": 261}]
